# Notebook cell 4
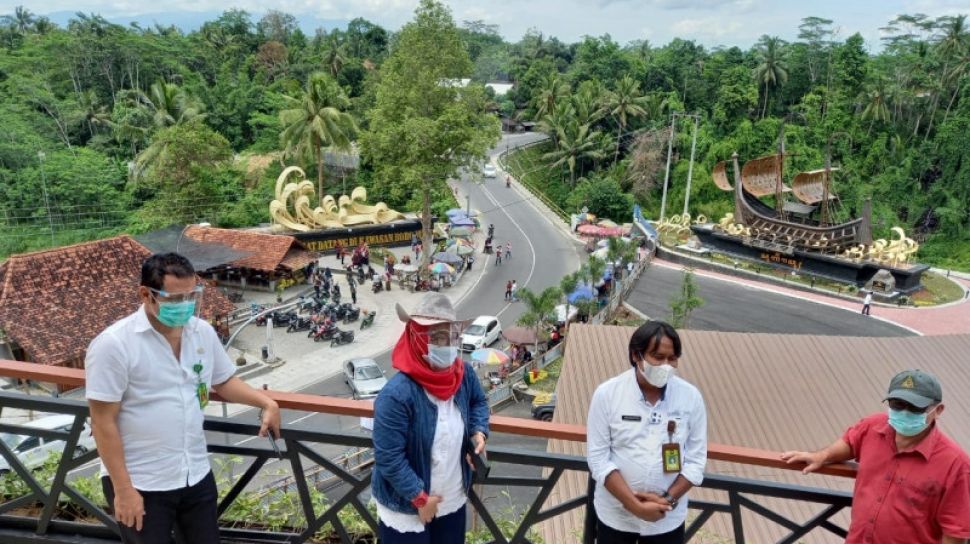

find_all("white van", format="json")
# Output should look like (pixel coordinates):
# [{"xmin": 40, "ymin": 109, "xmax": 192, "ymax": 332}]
[{"xmin": 0, "ymin": 414, "xmax": 96, "ymax": 473}]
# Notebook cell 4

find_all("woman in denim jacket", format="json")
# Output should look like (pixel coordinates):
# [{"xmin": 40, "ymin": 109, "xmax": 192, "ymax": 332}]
[{"xmin": 372, "ymin": 293, "xmax": 490, "ymax": 543}]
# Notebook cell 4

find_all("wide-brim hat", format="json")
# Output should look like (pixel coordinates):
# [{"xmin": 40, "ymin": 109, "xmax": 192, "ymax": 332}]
[{"xmin": 396, "ymin": 293, "xmax": 458, "ymax": 325}]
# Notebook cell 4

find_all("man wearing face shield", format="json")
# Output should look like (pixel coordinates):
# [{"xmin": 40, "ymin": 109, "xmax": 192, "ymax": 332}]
[
  {"xmin": 782, "ymin": 370, "xmax": 970, "ymax": 544},
  {"xmin": 586, "ymin": 320, "xmax": 708, "ymax": 544},
  {"xmin": 85, "ymin": 253, "xmax": 281, "ymax": 544},
  {"xmin": 371, "ymin": 293, "xmax": 490, "ymax": 543}
]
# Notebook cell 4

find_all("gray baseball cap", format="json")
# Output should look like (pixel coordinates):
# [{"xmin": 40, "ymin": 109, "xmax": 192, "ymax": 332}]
[
  {"xmin": 885, "ymin": 369, "xmax": 942, "ymax": 409},
  {"xmin": 396, "ymin": 293, "xmax": 458, "ymax": 325}
]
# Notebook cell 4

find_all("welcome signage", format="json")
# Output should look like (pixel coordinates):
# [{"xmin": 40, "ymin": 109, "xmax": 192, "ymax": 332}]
[{"xmin": 290, "ymin": 219, "xmax": 427, "ymax": 252}]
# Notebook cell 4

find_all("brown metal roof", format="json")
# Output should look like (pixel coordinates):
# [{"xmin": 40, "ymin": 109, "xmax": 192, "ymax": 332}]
[
  {"xmin": 542, "ymin": 325, "xmax": 970, "ymax": 543},
  {"xmin": 185, "ymin": 226, "xmax": 313, "ymax": 273}
]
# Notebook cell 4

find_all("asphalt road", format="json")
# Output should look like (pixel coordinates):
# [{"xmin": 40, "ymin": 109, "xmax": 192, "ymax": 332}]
[{"xmin": 627, "ymin": 264, "xmax": 916, "ymax": 336}]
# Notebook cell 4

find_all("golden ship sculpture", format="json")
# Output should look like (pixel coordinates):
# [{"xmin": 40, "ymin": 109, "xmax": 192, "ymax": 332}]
[{"xmin": 269, "ymin": 166, "xmax": 406, "ymax": 231}]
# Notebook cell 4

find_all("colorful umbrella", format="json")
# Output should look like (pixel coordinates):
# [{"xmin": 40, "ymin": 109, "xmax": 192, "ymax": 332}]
[
  {"xmin": 432, "ymin": 252, "xmax": 463, "ymax": 265},
  {"xmin": 470, "ymin": 348, "xmax": 510, "ymax": 366},
  {"xmin": 577, "ymin": 224, "xmax": 602, "ymax": 235},
  {"xmin": 446, "ymin": 244, "xmax": 474, "ymax": 256},
  {"xmin": 429, "ymin": 262, "xmax": 455, "ymax": 275}
]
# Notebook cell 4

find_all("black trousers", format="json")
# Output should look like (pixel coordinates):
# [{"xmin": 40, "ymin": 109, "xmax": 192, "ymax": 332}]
[
  {"xmin": 102, "ymin": 472, "xmax": 220, "ymax": 544},
  {"xmin": 596, "ymin": 520, "xmax": 685, "ymax": 544}
]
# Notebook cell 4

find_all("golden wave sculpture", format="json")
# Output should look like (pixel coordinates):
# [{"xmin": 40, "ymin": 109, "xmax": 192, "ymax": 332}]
[{"xmin": 269, "ymin": 167, "xmax": 406, "ymax": 231}]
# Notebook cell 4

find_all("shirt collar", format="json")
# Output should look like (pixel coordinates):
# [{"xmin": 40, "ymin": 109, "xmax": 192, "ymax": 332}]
[
  {"xmin": 133, "ymin": 304, "xmax": 155, "ymax": 333},
  {"xmin": 629, "ymin": 367, "xmax": 668, "ymax": 402}
]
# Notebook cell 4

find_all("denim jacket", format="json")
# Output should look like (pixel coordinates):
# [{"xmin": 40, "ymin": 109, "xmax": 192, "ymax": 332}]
[{"xmin": 371, "ymin": 362, "xmax": 490, "ymax": 514}]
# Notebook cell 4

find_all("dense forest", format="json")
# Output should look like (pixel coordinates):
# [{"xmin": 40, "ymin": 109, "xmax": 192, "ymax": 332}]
[{"xmin": 1, "ymin": 4, "xmax": 968, "ymax": 268}]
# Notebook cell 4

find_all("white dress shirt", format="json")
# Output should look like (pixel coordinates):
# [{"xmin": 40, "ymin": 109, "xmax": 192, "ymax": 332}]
[
  {"xmin": 587, "ymin": 369, "xmax": 708, "ymax": 535},
  {"xmin": 377, "ymin": 391, "xmax": 467, "ymax": 532},
  {"xmin": 85, "ymin": 306, "xmax": 236, "ymax": 491}
]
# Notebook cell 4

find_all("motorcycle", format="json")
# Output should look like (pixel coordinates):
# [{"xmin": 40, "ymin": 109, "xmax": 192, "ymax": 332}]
[
  {"xmin": 311, "ymin": 322, "xmax": 339, "ymax": 342},
  {"xmin": 273, "ymin": 311, "xmax": 297, "ymax": 327},
  {"xmin": 343, "ymin": 305, "xmax": 360, "ymax": 324},
  {"xmin": 360, "ymin": 310, "xmax": 376, "ymax": 330},
  {"xmin": 287, "ymin": 316, "xmax": 313, "ymax": 333},
  {"xmin": 330, "ymin": 329, "xmax": 355, "ymax": 347},
  {"xmin": 372, "ymin": 278, "xmax": 384, "ymax": 293},
  {"xmin": 255, "ymin": 309, "xmax": 290, "ymax": 327}
]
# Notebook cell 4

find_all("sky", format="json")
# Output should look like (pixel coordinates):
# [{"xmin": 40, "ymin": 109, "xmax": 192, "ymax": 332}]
[{"xmin": 3, "ymin": 0, "xmax": 968, "ymax": 50}]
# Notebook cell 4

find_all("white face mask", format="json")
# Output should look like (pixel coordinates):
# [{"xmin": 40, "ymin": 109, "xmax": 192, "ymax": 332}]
[
  {"xmin": 639, "ymin": 361, "xmax": 675, "ymax": 388},
  {"xmin": 427, "ymin": 345, "xmax": 459, "ymax": 369}
]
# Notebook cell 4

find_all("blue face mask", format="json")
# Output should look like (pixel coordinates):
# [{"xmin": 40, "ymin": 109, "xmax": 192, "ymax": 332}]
[
  {"xmin": 427, "ymin": 345, "xmax": 458, "ymax": 369},
  {"xmin": 157, "ymin": 300, "xmax": 196, "ymax": 328},
  {"xmin": 887, "ymin": 408, "xmax": 929, "ymax": 437}
]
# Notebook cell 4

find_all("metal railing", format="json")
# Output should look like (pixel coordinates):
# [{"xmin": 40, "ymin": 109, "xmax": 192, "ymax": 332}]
[{"xmin": 0, "ymin": 360, "xmax": 858, "ymax": 543}]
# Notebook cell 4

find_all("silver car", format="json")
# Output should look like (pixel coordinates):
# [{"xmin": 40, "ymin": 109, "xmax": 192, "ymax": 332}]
[
  {"xmin": 343, "ymin": 358, "xmax": 388, "ymax": 400},
  {"xmin": 0, "ymin": 414, "xmax": 96, "ymax": 473}
]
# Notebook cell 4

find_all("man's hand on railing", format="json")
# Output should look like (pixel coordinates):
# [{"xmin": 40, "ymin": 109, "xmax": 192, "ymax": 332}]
[{"xmin": 779, "ymin": 450, "xmax": 826, "ymax": 474}]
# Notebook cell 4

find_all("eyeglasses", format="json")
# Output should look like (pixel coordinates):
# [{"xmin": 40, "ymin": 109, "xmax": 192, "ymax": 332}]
[
  {"xmin": 149, "ymin": 285, "xmax": 205, "ymax": 304},
  {"xmin": 426, "ymin": 327, "xmax": 462, "ymax": 346},
  {"xmin": 887, "ymin": 399, "xmax": 934, "ymax": 414}
]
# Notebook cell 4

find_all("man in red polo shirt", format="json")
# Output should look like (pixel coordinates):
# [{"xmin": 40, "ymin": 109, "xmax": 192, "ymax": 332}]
[{"xmin": 782, "ymin": 369, "xmax": 970, "ymax": 543}]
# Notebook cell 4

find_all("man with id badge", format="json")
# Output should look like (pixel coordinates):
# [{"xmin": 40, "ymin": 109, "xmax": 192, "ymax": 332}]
[
  {"xmin": 85, "ymin": 253, "xmax": 281, "ymax": 544},
  {"xmin": 587, "ymin": 321, "xmax": 708, "ymax": 544}
]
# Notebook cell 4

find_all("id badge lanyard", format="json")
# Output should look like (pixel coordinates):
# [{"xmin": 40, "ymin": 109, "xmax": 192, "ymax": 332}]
[
  {"xmin": 193, "ymin": 362, "xmax": 209, "ymax": 409},
  {"xmin": 662, "ymin": 420, "xmax": 682, "ymax": 473}
]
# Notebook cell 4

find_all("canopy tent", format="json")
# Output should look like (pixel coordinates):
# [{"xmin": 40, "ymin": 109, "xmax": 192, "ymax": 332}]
[
  {"xmin": 432, "ymin": 252, "xmax": 463, "ymax": 265},
  {"xmin": 567, "ymin": 284, "xmax": 595, "ymax": 303},
  {"xmin": 502, "ymin": 326, "xmax": 537, "ymax": 345}
]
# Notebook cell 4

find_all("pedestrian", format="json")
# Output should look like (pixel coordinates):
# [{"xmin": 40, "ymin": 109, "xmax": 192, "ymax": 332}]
[
  {"xmin": 781, "ymin": 369, "xmax": 970, "ymax": 543},
  {"xmin": 505, "ymin": 280, "xmax": 512, "ymax": 301},
  {"xmin": 488, "ymin": 224, "xmax": 495, "ymax": 239},
  {"xmin": 467, "ymin": 254, "xmax": 475, "ymax": 271},
  {"xmin": 347, "ymin": 270, "xmax": 356, "ymax": 290},
  {"xmin": 587, "ymin": 320, "xmax": 708, "ymax": 544},
  {"xmin": 416, "ymin": 241, "xmax": 422, "ymax": 261},
  {"xmin": 85, "ymin": 253, "xmax": 281, "ymax": 544},
  {"xmin": 336, "ymin": 241, "xmax": 345, "ymax": 265},
  {"xmin": 314, "ymin": 277, "xmax": 322, "ymax": 298},
  {"xmin": 350, "ymin": 283, "xmax": 358, "ymax": 305},
  {"xmin": 495, "ymin": 250, "xmax": 503, "ymax": 266},
  {"xmin": 324, "ymin": 267, "xmax": 333, "ymax": 281},
  {"xmin": 861, "ymin": 290, "xmax": 872, "ymax": 316},
  {"xmin": 504, "ymin": 242, "xmax": 511, "ymax": 261},
  {"xmin": 372, "ymin": 293, "xmax": 490, "ymax": 543},
  {"xmin": 510, "ymin": 280, "xmax": 518, "ymax": 302}
]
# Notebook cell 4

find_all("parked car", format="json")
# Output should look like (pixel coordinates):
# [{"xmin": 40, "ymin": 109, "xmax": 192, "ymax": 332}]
[
  {"xmin": 461, "ymin": 316, "xmax": 502, "ymax": 352},
  {"xmin": 0, "ymin": 415, "xmax": 96, "ymax": 473},
  {"xmin": 343, "ymin": 358, "xmax": 388, "ymax": 400},
  {"xmin": 482, "ymin": 163, "xmax": 497, "ymax": 178},
  {"xmin": 531, "ymin": 393, "xmax": 557, "ymax": 422}
]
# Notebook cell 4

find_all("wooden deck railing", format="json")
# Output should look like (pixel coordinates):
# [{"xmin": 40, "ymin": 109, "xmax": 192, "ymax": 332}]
[{"xmin": 0, "ymin": 359, "xmax": 857, "ymax": 478}]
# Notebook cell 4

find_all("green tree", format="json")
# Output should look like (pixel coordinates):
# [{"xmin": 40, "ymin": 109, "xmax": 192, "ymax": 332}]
[
  {"xmin": 752, "ymin": 36, "xmax": 789, "ymax": 118},
  {"xmin": 558, "ymin": 271, "xmax": 580, "ymax": 333},
  {"xmin": 515, "ymin": 285, "xmax": 562, "ymax": 361},
  {"xmin": 279, "ymin": 72, "xmax": 358, "ymax": 201},
  {"xmin": 532, "ymin": 72, "xmax": 569, "ymax": 120},
  {"xmin": 603, "ymin": 75, "xmax": 648, "ymax": 164},
  {"xmin": 360, "ymin": 0, "xmax": 500, "ymax": 272},
  {"xmin": 669, "ymin": 268, "xmax": 704, "ymax": 329},
  {"xmin": 130, "ymin": 80, "xmax": 206, "ymax": 130},
  {"xmin": 542, "ymin": 117, "xmax": 605, "ymax": 186}
]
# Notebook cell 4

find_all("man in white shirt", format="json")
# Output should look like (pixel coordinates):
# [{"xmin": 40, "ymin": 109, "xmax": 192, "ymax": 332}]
[
  {"xmin": 587, "ymin": 320, "xmax": 708, "ymax": 544},
  {"xmin": 85, "ymin": 253, "xmax": 281, "ymax": 544}
]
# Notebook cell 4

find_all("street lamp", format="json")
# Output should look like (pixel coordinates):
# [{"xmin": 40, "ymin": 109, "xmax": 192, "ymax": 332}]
[
  {"xmin": 37, "ymin": 151, "xmax": 55, "ymax": 245},
  {"xmin": 176, "ymin": 222, "xmax": 211, "ymax": 253}
]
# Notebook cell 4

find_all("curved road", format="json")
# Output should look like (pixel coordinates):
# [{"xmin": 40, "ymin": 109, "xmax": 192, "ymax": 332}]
[{"xmin": 629, "ymin": 263, "xmax": 915, "ymax": 336}]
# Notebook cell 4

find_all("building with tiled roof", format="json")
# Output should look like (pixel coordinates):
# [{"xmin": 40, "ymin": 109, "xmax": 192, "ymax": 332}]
[
  {"xmin": 181, "ymin": 226, "xmax": 317, "ymax": 290},
  {"xmin": 0, "ymin": 236, "xmax": 235, "ymax": 369}
]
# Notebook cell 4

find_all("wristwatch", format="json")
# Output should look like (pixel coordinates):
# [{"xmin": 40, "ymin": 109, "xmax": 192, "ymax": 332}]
[
  {"xmin": 411, "ymin": 491, "xmax": 429, "ymax": 509},
  {"xmin": 662, "ymin": 491, "xmax": 679, "ymax": 509}
]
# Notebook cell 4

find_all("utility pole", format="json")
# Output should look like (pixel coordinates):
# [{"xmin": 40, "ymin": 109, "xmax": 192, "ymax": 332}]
[
  {"xmin": 682, "ymin": 113, "xmax": 701, "ymax": 216},
  {"xmin": 37, "ymin": 151, "xmax": 55, "ymax": 245},
  {"xmin": 659, "ymin": 114, "xmax": 677, "ymax": 222}
]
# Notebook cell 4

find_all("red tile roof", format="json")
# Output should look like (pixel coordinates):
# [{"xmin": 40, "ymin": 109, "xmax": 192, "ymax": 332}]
[
  {"xmin": 184, "ymin": 226, "xmax": 314, "ymax": 272},
  {"xmin": 0, "ymin": 236, "xmax": 235, "ymax": 367}
]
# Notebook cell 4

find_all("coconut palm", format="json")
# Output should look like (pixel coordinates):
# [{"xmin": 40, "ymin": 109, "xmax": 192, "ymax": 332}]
[
  {"xmin": 132, "ymin": 80, "xmax": 206, "ymax": 129},
  {"xmin": 559, "ymin": 271, "xmax": 580, "ymax": 334},
  {"xmin": 532, "ymin": 72, "xmax": 569, "ymax": 120},
  {"xmin": 515, "ymin": 285, "xmax": 562, "ymax": 362},
  {"xmin": 603, "ymin": 75, "xmax": 649, "ymax": 164},
  {"xmin": 859, "ymin": 80, "xmax": 891, "ymax": 134},
  {"xmin": 279, "ymin": 72, "xmax": 358, "ymax": 201},
  {"xmin": 322, "ymin": 37, "xmax": 348, "ymax": 76},
  {"xmin": 542, "ymin": 118, "xmax": 605, "ymax": 186},
  {"xmin": 752, "ymin": 36, "xmax": 789, "ymax": 119}
]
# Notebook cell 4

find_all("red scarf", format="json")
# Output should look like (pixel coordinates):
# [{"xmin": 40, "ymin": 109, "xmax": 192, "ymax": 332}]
[{"xmin": 392, "ymin": 321, "xmax": 464, "ymax": 400}]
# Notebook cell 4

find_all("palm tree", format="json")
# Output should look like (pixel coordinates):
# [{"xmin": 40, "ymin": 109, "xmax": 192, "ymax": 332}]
[
  {"xmin": 76, "ymin": 90, "xmax": 111, "ymax": 137},
  {"xmin": 571, "ymin": 82, "xmax": 606, "ymax": 127},
  {"xmin": 279, "ymin": 72, "xmax": 358, "ymax": 201},
  {"xmin": 925, "ymin": 15, "xmax": 967, "ymax": 137},
  {"xmin": 603, "ymin": 76, "xmax": 649, "ymax": 164},
  {"xmin": 858, "ymin": 80, "xmax": 890, "ymax": 135},
  {"xmin": 322, "ymin": 37, "xmax": 348, "ymax": 76},
  {"xmin": 537, "ymin": 102, "xmax": 574, "ymax": 150},
  {"xmin": 132, "ymin": 80, "xmax": 205, "ymax": 129},
  {"xmin": 11, "ymin": 6, "xmax": 34, "ymax": 34},
  {"xmin": 559, "ymin": 271, "xmax": 580, "ymax": 334},
  {"xmin": 542, "ymin": 119, "xmax": 605, "ymax": 186},
  {"xmin": 532, "ymin": 72, "xmax": 569, "ymax": 120},
  {"xmin": 752, "ymin": 36, "xmax": 789, "ymax": 118},
  {"xmin": 515, "ymin": 285, "xmax": 562, "ymax": 363}
]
